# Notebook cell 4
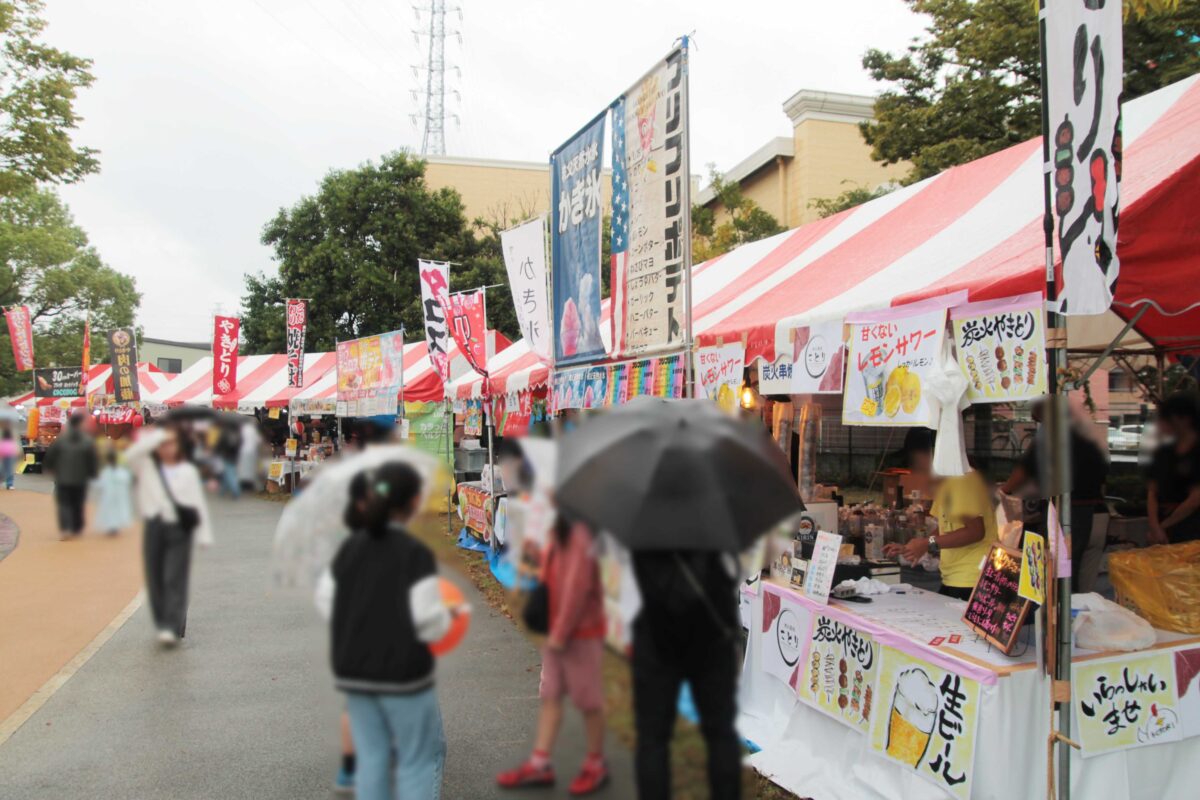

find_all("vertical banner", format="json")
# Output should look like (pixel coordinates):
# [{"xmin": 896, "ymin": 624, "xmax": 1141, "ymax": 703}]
[
  {"xmin": 4, "ymin": 305, "xmax": 34, "ymax": 371},
  {"xmin": 107, "ymin": 328, "xmax": 140, "ymax": 403},
  {"xmin": 610, "ymin": 45, "xmax": 689, "ymax": 358},
  {"xmin": 285, "ymin": 299, "xmax": 307, "ymax": 387},
  {"xmin": 442, "ymin": 290, "xmax": 488, "ymax": 378},
  {"xmin": 843, "ymin": 306, "xmax": 946, "ymax": 427},
  {"xmin": 417, "ymin": 260, "xmax": 453, "ymax": 383},
  {"xmin": 551, "ymin": 113, "xmax": 607, "ymax": 365},
  {"xmin": 1046, "ymin": 0, "xmax": 1123, "ymax": 315},
  {"xmin": 212, "ymin": 316, "xmax": 240, "ymax": 397},
  {"xmin": 951, "ymin": 293, "xmax": 1047, "ymax": 403},
  {"xmin": 80, "ymin": 318, "xmax": 91, "ymax": 398},
  {"xmin": 501, "ymin": 218, "xmax": 551, "ymax": 363}
]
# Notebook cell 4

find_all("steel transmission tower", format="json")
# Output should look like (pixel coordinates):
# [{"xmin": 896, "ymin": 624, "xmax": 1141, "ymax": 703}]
[{"xmin": 412, "ymin": 1, "xmax": 460, "ymax": 155}]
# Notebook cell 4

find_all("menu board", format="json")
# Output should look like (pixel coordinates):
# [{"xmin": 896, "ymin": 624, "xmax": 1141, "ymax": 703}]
[
  {"xmin": 962, "ymin": 544, "xmax": 1032, "ymax": 654},
  {"xmin": 803, "ymin": 531, "xmax": 843, "ymax": 605}
]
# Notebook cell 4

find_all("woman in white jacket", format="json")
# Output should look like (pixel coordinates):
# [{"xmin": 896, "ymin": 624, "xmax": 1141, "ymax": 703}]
[{"xmin": 125, "ymin": 425, "xmax": 213, "ymax": 646}]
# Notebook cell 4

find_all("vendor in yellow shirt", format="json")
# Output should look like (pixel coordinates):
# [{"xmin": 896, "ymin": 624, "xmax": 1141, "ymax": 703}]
[{"xmin": 884, "ymin": 429, "xmax": 998, "ymax": 601}]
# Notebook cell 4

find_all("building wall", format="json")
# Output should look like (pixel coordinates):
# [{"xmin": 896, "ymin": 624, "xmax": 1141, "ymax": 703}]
[
  {"xmin": 140, "ymin": 340, "xmax": 208, "ymax": 373},
  {"xmin": 738, "ymin": 160, "xmax": 789, "ymax": 224},
  {"xmin": 423, "ymin": 156, "xmax": 612, "ymax": 226},
  {"xmin": 789, "ymin": 118, "xmax": 907, "ymax": 226}
]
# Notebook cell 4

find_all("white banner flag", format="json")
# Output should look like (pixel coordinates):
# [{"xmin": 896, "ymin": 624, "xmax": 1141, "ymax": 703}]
[
  {"xmin": 501, "ymin": 217, "xmax": 552, "ymax": 363},
  {"xmin": 417, "ymin": 259, "xmax": 452, "ymax": 383},
  {"xmin": 1046, "ymin": 0, "xmax": 1123, "ymax": 315}
]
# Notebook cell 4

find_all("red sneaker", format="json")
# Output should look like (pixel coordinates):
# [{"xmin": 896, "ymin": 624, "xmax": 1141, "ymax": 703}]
[
  {"xmin": 568, "ymin": 761, "xmax": 609, "ymax": 796},
  {"xmin": 496, "ymin": 761, "xmax": 555, "ymax": 789}
]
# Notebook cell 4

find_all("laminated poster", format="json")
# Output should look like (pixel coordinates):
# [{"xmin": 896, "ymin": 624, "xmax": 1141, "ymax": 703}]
[
  {"xmin": 950, "ymin": 293, "xmax": 1047, "ymax": 404},
  {"xmin": 843, "ymin": 307, "xmax": 946, "ymax": 427}
]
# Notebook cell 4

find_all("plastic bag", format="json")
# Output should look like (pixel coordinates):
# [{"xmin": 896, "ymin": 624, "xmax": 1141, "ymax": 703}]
[
  {"xmin": 1072, "ymin": 592, "xmax": 1157, "ymax": 651},
  {"xmin": 1109, "ymin": 541, "xmax": 1200, "ymax": 634}
]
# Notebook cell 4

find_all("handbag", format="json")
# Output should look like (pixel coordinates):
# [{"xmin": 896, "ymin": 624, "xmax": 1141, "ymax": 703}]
[
  {"xmin": 522, "ymin": 582, "xmax": 549, "ymax": 635},
  {"xmin": 154, "ymin": 458, "xmax": 200, "ymax": 536}
]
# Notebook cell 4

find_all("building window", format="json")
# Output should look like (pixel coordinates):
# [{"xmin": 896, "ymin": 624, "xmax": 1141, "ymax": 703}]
[
  {"xmin": 157, "ymin": 357, "xmax": 182, "ymax": 373},
  {"xmin": 1108, "ymin": 369, "xmax": 1135, "ymax": 392}
]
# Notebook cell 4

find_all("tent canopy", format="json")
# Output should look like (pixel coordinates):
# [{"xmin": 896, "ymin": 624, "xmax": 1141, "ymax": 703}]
[
  {"xmin": 454, "ymin": 75, "xmax": 1200, "ymax": 400},
  {"xmin": 7, "ymin": 362, "xmax": 172, "ymax": 408}
]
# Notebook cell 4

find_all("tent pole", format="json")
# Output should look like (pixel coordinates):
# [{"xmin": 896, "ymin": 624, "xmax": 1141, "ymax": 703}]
[
  {"xmin": 680, "ymin": 36, "xmax": 695, "ymax": 400},
  {"xmin": 1068, "ymin": 305, "xmax": 1149, "ymax": 390}
]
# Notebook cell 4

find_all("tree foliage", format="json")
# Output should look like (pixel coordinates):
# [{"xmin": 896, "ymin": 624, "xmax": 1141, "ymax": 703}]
[
  {"xmin": 241, "ymin": 152, "xmax": 522, "ymax": 355},
  {"xmin": 692, "ymin": 167, "xmax": 785, "ymax": 262},
  {"xmin": 862, "ymin": 0, "xmax": 1200, "ymax": 183},
  {"xmin": 0, "ymin": 1, "xmax": 98, "ymax": 196},
  {"xmin": 0, "ymin": 187, "xmax": 139, "ymax": 395},
  {"xmin": 810, "ymin": 182, "xmax": 898, "ymax": 219}
]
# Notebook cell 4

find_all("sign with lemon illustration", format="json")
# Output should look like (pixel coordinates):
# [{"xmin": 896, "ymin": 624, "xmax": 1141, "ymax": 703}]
[{"xmin": 843, "ymin": 306, "xmax": 947, "ymax": 427}]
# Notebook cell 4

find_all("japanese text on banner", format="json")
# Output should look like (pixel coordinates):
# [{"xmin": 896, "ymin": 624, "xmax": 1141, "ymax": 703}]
[
  {"xmin": 1074, "ymin": 651, "xmax": 1182, "ymax": 756},
  {"xmin": 335, "ymin": 330, "xmax": 405, "ymax": 416},
  {"xmin": 694, "ymin": 344, "xmax": 743, "ymax": 402},
  {"xmin": 760, "ymin": 586, "xmax": 813, "ymax": 691},
  {"xmin": 501, "ymin": 219, "xmax": 551, "ymax": 363},
  {"xmin": 285, "ymin": 299, "xmax": 307, "ymax": 388},
  {"xmin": 610, "ymin": 45, "xmax": 689, "ymax": 357},
  {"xmin": 5, "ymin": 305, "xmax": 34, "ymax": 371},
  {"xmin": 212, "ymin": 316, "xmax": 239, "ymax": 397},
  {"xmin": 844, "ymin": 307, "xmax": 946, "ymax": 426},
  {"xmin": 417, "ymin": 260, "xmax": 452, "ymax": 383},
  {"xmin": 798, "ymin": 615, "xmax": 878, "ymax": 734},
  {"xmin": 107, "ymin": 328, "xmax": 140, "ymax": 403},
  {"xmin": 868, "ymin": 646, "xmax": 981, "ymax": 800},
  {"xmin": 951, "ymin": 294, "xmax": 1046, "ymax": 403},
  {"xmin": 441, "ymin": 289, "xmax": 488, "ymax": 378},
  {"xmin": 787, "ymin": 320, "xmax": 846, "ymax": 395}
]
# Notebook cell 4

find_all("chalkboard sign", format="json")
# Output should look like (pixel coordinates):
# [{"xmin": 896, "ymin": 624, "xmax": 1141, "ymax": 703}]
[{"xmin": 962, "ymin": 544, "xmax": 1032, "ymax": 654}]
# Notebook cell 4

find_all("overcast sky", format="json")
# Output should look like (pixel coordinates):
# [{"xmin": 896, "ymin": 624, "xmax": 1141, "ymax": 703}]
[{"xmin": 44, "ymin": 0, "xmax": 927, "ymax": 341}]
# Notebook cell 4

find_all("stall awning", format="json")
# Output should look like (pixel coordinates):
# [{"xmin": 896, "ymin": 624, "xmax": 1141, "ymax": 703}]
[{"xmin": 7, "ymin": 363, "xmax": 173, "ymax": 408}]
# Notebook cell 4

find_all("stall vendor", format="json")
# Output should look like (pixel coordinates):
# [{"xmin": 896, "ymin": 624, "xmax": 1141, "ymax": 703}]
[
  {"xmin": 1148, "ymin": 392, "xmax": 1200, "ymax": 545},
  {"xmin": 884, "ymin": 430, "xmax": 998, "ymax": 600}
]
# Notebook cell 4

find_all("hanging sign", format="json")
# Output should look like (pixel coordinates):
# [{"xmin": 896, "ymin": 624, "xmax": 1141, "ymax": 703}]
[
  {"xmin": 950, "ymin": 293, "xmax": 1046, "ymax": 403},
  {"xmin": 610, "ymin": 44, "xmax": 690, "ymax": 358},
  {"xmin": 1075, "ymin": 650, "xmax": 1181, "ymax": 756},
  {"xmin": 501, "ymin": 390, "xmax": 533, "ymax": 437},
  {"xmin": 33, "ymin": 366, "xmax": 84, "ymax": 398},
  {"xmin": 694, "ymin": 344, "xmax": 743, "ymax": 401},
  {"xmin": 501, "ymin": 218, "xmax": 551, "ymax": 363},
  {"xmin": 4, "ymin": 305, "xmax": 34, "ymax": 371},
  {"xmin": 867, "ymin": 647, "xmax": 982, "ymax": 800},
  {"xmin": 1046, "ymin": 0, "xmax": 1123, "ymax": 315},
  {"xmin": 843, "ymin": 306, "xmax": 946, "ymax": 426},
  {"xmin": 551, "ymin": 113, "xmax": 607, "ymax": 365},
  {"xmin": 108, "ymin": 328, "xmax": 140, "ymax": 402},
  {"xmin": 1017, "ymin": 531, "xmax": 1046, "ymax": 605},
  {"xmin": 798, "ymin": 614, "xmax": 879, "ymax": 734},
  {"xmin": 336, "ymin": 330, "xmax": 405, "ymax": 416},
  {"xmin": 212, "ymin": 316, "xmax": 239, "ymax": 397},
  {"xmin": 788, "ymin": 320, "xmax": 845, "ymax": 395},
  {"xmin": 285, "ymin": 299, "xmax": 307, "ymax": 388},
  {"xmin": 442, "ymin": 290, "xmax": 488, "ymax": 378},
  {"xmin": 417, "ymin": 260, "xmax": 452, "ymax": 383}
]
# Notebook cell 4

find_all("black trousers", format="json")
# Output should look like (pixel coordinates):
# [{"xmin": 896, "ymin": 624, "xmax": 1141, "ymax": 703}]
[
  {"xmin": 143, "ymin": 517, "xmax": 193, "ymax": 637},
  {"xmin": 632, "ymin": 616, "xmax": 741, "ymax": 800},
  {"xmin": 55, "ymin": 484, "xmax": 87, "ymax": 534}
]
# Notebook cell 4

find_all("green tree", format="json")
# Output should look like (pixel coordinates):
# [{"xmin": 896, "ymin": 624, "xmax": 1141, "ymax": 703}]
[
  {"xmin": 0, "ymin": 1, "xmax": 98, "ymax": 196},
  {"xmin": 0, "ymin": 187, "xmax": 139, "ymax": 395},
  {"xmin": 692, "ymin": 167, "xmax": 785, "ymax": 262},
  {"xmin": 810, "ymin": 182, "xmax": 897, "ymax": 219},
  {"xmin": 241, "ymin": 151, "xmax": 520, "ymax": 355},
  {"xmin": 861, "ymin": 0, "xmax": 1200, "ymax": 183}
]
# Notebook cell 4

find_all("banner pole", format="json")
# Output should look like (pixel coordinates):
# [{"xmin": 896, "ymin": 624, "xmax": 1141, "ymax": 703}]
[
  {"xmin": 1037, "ymin": 4, "xmax": 1073, "ymax": 799},
  {"xmin": 399, "ymin": 325, "xmax": 406, "ymax": 421},
  {"xmin": 680, "ymin": 36, "xmax": 696, "ymax": 400}
]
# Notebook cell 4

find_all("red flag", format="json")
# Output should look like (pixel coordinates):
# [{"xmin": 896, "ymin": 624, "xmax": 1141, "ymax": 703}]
[
  {"xmin": 441, "ymin": 290, "xmax": 488, "ymax": 379},
  {"xmin": 4, "ymin": 305, "xmax": 34, "ymax": 371},
  {"xmin": 212, "ymin": 316, "xmax": 240, "ymax": 396},
  {"xmin": 80, "ymin": 318, "xmax": 91, "ymax": 398},
  {"xmin": 285, "ymin": 299, "xmax": 307, "ymax": 387}
]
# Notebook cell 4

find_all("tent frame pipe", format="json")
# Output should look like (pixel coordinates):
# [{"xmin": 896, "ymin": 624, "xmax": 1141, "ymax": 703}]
[{"xmin": 1066, "ymin": 305, "xmax": 1150, "ymax": 390}]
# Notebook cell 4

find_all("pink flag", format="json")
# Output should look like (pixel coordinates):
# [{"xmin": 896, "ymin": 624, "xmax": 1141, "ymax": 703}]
[
  {"xmin": 5, "ymin": 305, "xmax": 34, "ymax": 371},
  {"xmin": 212, "ymin": 316, "xmax": 240, "ymax": 396},
  {"xmin": 441, "ymin": 290, "xmax": 488, "ymax": 379}
]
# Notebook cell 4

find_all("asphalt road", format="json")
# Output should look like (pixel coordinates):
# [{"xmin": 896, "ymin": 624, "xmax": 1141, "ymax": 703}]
[{"xmin": 0, "ymin": 481, "xmax": 634, "ymax": 799}]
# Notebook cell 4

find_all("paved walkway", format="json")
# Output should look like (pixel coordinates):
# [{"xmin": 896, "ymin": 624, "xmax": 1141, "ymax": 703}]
[{"xmin": 0, "ymin": 479, "xmax": 634, "ymax": 799}]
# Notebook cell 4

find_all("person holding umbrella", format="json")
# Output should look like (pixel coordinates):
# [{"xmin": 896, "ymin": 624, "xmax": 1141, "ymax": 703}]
[{"xmin": 555, "ymin": 398, "xmax": 803, "ymax": 800}]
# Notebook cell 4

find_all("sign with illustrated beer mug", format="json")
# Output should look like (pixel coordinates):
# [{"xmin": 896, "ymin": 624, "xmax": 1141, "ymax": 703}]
[{"xmin": 868, "ymin": 647, "xmax": 981, "ymax": 800}]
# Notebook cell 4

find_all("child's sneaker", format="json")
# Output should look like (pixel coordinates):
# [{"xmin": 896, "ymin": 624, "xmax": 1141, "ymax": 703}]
[
  {"xmin": 496, "ymin": 760, "xmax": 555, "ymax": 789},
  {"xmin": 333, "ymin": 765, "xmax": 354, "ymax": 794},
  {"xmin": 568, "ymin": 760, "xmax": 609, "ymax": 796}
]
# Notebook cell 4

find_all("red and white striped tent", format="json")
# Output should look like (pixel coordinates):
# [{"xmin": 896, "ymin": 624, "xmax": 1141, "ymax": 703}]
[
  {"xmin": 453, "ymin": 74, "xmax": 1200, "ymax": 400},
  {"xmin": 6, "ymin": 362, "xmax": 173, "ymax": 408}
]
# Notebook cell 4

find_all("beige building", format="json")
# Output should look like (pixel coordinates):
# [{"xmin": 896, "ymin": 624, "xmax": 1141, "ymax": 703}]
[
  {"xmin": 696, "ymin": 89, "xmax": 909, "ymax": 228},
  {"xmin": 141, "ymin": 337, "xmax": 209, "ymax": 374}
]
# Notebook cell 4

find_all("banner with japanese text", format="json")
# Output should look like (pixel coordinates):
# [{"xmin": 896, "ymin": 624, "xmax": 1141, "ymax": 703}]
[
  {"xmin": 5, "ymin": 305, "xmax": 34, "ymax": 371},
  {"xmin": 80, "ymin": 320, "xmax": 91, "ymax": 397},
  {"xmin": 797, "ymin": 614, "xmax": 879, "ymax": 735},
  {"xmin": 760, "ymin": 584, "xmax": 813, "ymax": 691},
  {"xmin": 108, "ymin": 328, "xmax": 140, "ymax": 402},
  {"xmin": 843, "ymin": 307, "xmax": 946, "ymax": 426},
  {"xmin": 694, "ymin": 344, "xmax": 743, "ymax": 401},
  {"xmin": 404, "ymin": 400, "xmax": 452, "ymax": 470},
  {"xmin": 499, "ymin": 390, "xmax": 533, "ymax": 437},
  {"xmin": 336, "ymin": 330, "xmax": 405, "ymax": 416},
  {"xmin": 867, "ymin": 646, "xmax": 981, "ymax": 800},
  {"xmin": 34, "ymin": 366, "xmax": 84, "ymax": 399},
  {"xmin": 1074, "ymin": 650, "xmax": 1182, "ymax": 756},
  {"xmin": 501, "ymin": 218, "xmax": 551, "ymax": 363},
  {"xmin": 417, "ymin": 260, "xmax": 452, "ymax": 383},
  {"xmin": 788, "ymin": 320, "xmax": 845, "ymax": 394},
  {"xmin": 442, "ymin": 290, "xmax": 488, "ymax": 378},
  {"xmin": 212, "ymin": 316, "xmax": 239, "ymax": 397},
  {"xmin": 552, "ymin": 353, "xmax": 684, "ymax": 412},
  {"xmin": 285, "ymin": 299, "xmax": 307, "ymax": 387},
  {"xmin": 1046, "ymin": 0, "xmax": 1122, "ymax": 315},
  {"xmin": 610, "ymin": 45, "xmax": 689, "ymax": 358},
  {"xmin": 551, "ymin": 113, "xmax": 606, "ymax": 365},
  {"xmin": 951, "ymin": 293, "xmax": 1046, "ymax": 403}
]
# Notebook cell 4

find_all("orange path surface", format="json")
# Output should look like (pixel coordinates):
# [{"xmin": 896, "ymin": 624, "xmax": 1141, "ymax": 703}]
[{"xmin": 0, "ymin": 490, "xmax": 143, "ymax": 723}]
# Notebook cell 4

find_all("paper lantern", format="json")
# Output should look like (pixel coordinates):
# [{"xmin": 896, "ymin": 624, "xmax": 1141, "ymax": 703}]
[
  {"xmin": 428, "ymin": 578, "xmax": 470, "ymax": 657},
  {"xmin": 131, "ymin": 413, "xmax": 144, "ymax": 428}
]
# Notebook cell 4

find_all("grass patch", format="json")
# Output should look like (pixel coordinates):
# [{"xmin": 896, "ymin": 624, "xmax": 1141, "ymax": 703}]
[{"xmin": 408, "ymin": 512, "xmax": 803, "ymax": 800}]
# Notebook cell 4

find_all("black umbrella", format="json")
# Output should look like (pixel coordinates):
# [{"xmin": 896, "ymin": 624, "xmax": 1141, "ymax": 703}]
[
  {"xmin": 159, "ymin": 406, "xmax": 248, "ymax": 427},
  {"xmin": 555, "ymin": 397, "xmax": 803, "ymax": 551}
]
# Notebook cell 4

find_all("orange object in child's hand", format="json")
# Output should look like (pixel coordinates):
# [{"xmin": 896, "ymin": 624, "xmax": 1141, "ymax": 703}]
[{"xmin": 429, "ymin": 578, "xmax": 470, "ymax": 657}]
